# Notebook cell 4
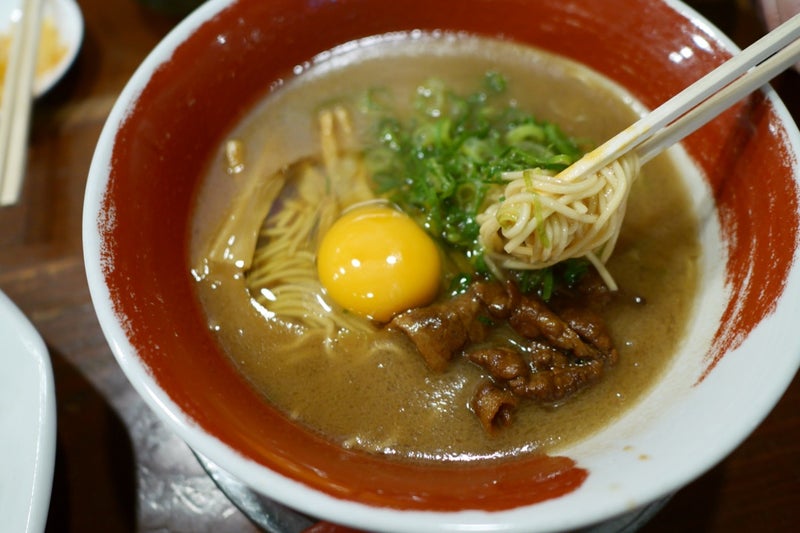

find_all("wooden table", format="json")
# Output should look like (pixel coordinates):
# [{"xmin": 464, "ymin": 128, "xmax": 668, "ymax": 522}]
[{"xmin": 0, "ymin": 0, "xmax": 797, "ymax": 531}]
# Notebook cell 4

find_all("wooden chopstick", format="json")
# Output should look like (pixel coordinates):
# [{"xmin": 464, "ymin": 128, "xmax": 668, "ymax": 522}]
[
  {"xmin": 638, "ymin": 27, "xmax": 800, "ymax": 163},
  {"xmin": 0, "ymin": 0, "xmax": 46, "ymax": 207},
  {"xmin": 556, "ymin": 11, "xmax": 800, "ymax": 182}
]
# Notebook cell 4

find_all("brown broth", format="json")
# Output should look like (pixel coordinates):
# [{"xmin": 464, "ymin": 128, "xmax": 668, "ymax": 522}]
[{"xmin": 189, "ymin": 34, "xmax": 699, "ymax": 462}]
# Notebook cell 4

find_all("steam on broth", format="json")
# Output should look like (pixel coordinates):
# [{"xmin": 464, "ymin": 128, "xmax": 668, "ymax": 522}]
[{"xmin": 190, "ymin": 33, "xmax": 699, "ymax": 462}]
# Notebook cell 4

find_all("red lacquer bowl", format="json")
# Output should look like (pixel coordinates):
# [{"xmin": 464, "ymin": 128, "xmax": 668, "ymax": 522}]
[{"xmin": 83, "ymin": 0, "xmax": 800, "ymax": 531}]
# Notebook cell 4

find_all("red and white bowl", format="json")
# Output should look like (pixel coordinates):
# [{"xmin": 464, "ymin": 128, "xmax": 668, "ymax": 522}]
[{"xmin": 83, "ymin": 0, "xmax": 800, "ymax": 531}]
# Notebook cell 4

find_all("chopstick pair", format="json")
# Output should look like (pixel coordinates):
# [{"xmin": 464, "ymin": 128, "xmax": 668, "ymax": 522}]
[
  {"xmin": 557, "ymin": 12, "xmax": 800, "ymax": 180},
  {"xmin": 0, "ymin": 0, "xmax": 45, "ymax": 207}
]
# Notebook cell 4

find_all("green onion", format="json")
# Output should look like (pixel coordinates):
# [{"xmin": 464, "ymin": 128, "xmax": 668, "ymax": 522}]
[
  {"xmin": 361, "ymin": 72, "xmax": 587, "ymax": 295},
  {"xmin": 496, "ymin": 202, "xmax": 518, "ymax": 231},
  {"xmin": 533, "ymin": 194, "xmax": 550, "ymax": 249},
  {"xmin": 449, "ymin": 273, "xmax": 473, "ymax": 295}
]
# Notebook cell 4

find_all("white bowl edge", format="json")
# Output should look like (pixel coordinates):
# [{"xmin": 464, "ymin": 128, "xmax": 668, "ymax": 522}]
[{"xmin": 81, "ymin": 0, "xmax": 800, "ymax": 531}]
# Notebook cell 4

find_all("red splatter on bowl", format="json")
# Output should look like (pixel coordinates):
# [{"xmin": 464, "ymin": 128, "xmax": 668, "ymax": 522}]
[{"xmin": 83, "ymin": 0, "xmax": 800, "ymax": 530}]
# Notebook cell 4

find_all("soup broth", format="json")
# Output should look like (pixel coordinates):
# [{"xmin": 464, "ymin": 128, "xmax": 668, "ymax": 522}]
[{"xmin": 190, "ymin": 34, "xmax": 699, "ymax": 461}]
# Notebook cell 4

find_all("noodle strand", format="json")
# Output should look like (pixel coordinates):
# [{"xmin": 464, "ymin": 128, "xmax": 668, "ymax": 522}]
[
  {"xmin": 477, "ymin": 153, "xmax": 641, "ymax": 285},
  {"xmin": 245, "ymin": 108, "xmax": 379, "ymax": 350}
]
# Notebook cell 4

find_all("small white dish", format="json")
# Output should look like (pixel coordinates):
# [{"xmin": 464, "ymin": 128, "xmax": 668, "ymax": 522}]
[
  {"xmin": 0, "ymin": 290, "xmax": 56, "ymax": 533},
  {"xmin": 0, "ymin": 0, "xmax": 84, "ymax": 96}
]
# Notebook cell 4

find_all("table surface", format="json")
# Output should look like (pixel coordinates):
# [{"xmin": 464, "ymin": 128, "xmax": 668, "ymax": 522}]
[{"xmin": 1, "ymin": 0, "xmax": 798, "ymax": 531}]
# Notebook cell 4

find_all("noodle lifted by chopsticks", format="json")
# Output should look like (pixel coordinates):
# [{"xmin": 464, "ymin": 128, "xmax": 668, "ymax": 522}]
[{"xmin": 477, "ymin": 152, "xmax": 640, "ymax": 290}]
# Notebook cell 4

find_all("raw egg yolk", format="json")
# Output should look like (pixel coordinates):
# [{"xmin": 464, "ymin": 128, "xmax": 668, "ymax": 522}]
[{"xmin": 317, "ymin": 204, "xmax": 441, "ymax": 322}]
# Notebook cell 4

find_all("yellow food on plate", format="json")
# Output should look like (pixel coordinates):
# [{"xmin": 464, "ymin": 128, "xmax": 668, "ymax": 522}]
[
  {"xmin": 317, "ymin": 203, "xmax": 442, "ymax": 322},
  {"xmin": 0, "ymin": 16, "xmax": 67, "ymax": 96}
]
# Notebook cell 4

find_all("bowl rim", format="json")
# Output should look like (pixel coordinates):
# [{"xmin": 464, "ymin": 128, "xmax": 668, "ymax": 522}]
[{"xmin": 82, "ymin": 0, "xmax": 800, "ymax": 531}]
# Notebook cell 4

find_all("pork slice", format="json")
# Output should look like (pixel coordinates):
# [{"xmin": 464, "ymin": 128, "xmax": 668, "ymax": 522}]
[
  {"xmin": 389, "ymin": 293, "xmax": 487, "ymax": 371},
  {"xmin": 467, "ymin": 346, "xmax": 530, "ymax": 381},
  {"xmin": 509, "ymin": 294, "xmax": 598, "ymax": 359},
  {"xmin": 471, "ymin": 381, "xmax": 519, "ymax": 434}
]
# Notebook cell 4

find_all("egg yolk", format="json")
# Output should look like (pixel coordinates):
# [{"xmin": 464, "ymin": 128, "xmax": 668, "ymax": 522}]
[{"xmin": 316, "ymin": 204, "xmax": 441, "ymax": 322}]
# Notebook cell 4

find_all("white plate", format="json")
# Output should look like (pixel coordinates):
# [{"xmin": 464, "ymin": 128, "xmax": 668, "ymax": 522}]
[
  {"xmin": 0, "ymin": 290, "xmax": 56, "ymax": 533},
  {"xmin": 0, "ymin": 0, "xmax": 84, "ymax": 96}
]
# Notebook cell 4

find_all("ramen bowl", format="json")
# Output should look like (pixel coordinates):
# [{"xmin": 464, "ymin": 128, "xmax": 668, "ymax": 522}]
[{"xmin": 83, "ymin": 0, "xmax": 800, "ymax": 531}]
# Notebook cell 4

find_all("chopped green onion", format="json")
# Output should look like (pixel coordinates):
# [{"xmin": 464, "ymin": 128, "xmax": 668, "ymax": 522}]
[
  {"xmin": 361, "ymin": 72, "xmax": 587, "ymax": 294},
  {"xmin": 533, "ymin": 194, "xmax": 550, "ymax": 249},
  {"xmin": 496, "ymin": 202, "xmax": 518, "ymax": 231}
]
